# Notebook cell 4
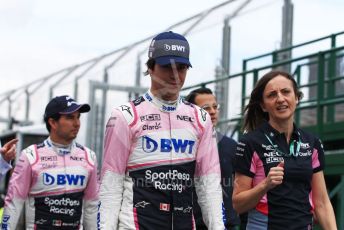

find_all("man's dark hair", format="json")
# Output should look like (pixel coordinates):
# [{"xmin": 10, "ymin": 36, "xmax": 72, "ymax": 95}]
[
  {"xmin": 44, "ymin": 114, "xmax": 61, "ymax": 133},
  {"xmin": 185, "ymin": 87, "xmax": 213, "ymax": 104},
  {"xmin": 144, "ymin": 58, "xmax": 156, "ymax": 76},
  {"xmin": 144, "ymin": 58, "xmax": 190, "ymax": 76}
]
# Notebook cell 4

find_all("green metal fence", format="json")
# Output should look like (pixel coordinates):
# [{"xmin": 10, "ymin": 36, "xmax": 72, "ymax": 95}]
[{"xmin": 242, "ymin": 31, "xmax": 344, "ymax": 73}]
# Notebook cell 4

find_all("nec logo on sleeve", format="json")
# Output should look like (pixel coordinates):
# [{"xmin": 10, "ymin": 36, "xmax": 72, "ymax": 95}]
[{"xmin": 43, "ymin": 173, "xmax": 86, "ymax": 186}]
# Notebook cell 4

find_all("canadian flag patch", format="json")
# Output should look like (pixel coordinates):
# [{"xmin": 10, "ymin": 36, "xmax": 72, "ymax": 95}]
[{"xmin": 160, "ymin": 203, "xmax": 170, "ymax": 212}]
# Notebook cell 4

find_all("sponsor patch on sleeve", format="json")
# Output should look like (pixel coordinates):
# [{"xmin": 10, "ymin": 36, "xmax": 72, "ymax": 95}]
[{"xmin": 117, "ymin": 103, "xmax": 135, "ymax": 125}]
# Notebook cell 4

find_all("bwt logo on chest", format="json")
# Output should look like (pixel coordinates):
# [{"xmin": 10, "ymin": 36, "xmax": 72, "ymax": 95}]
[
  {"xmin": 142, "ymin": 136, "xmax": 195, "ymax": 154},
  {"xmin": 164, "ymin": 44, "xmax": 185, "ymax": 52},
  {"xmin": 43, "ymin": 173, "xmax": 86, "ymax": 186}
]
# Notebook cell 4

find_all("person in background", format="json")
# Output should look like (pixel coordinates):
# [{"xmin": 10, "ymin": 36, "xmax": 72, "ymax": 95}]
[
  {"xmin": 185, "ymin": 87, "xmax": 241, "ymax": 230},
  {"xmin": 99, "ymin": 31, "xmax": 224, "ymax": 229},
  {"xmin": 0, "ymin": 138, "xmax": 17, "ymax": 181},
  {"xmin": 233, "ymin": 70, "xmax": 337, "ymax": 229},
  {"xmin": 2, "ymin": 95, "xmax": 99, "ymax": 230}
]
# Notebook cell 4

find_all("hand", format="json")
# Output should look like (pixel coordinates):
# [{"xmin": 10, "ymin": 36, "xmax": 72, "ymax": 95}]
[
  {"xmin": 264, "ymin": 161, "xmax": 284, "ymax": 190},
  {"xmin": 0, "ymin": 138, "xmax": 18, "ymax": 162}
]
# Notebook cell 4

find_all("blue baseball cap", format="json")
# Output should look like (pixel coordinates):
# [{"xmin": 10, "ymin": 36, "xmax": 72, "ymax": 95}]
[
  {"xmin": 44, "ymin": 95, "xmax": 90, "ymax": 120},
  {"xmin": 148, "ymin": 31, "xmax": 192, "ymax": 67}
]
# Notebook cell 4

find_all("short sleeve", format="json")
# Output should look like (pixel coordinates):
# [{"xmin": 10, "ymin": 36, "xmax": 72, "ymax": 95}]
[
  {"xmin": 312, "ymin": 138, "xmax": 325, "ymax": 173},
  {"xmin": 234, "ymin": 136, "xmax": 255, "ymax": 178}
]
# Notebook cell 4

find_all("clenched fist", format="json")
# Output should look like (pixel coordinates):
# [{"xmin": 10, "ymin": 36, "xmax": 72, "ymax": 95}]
[{"xmin": 265, "ymin": 161, "xmax": 284, "ymax": 190}]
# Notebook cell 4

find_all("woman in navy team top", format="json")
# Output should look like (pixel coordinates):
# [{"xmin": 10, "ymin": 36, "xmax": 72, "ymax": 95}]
[{"xmin": 233, "ymin": 70, "xmax": 337, "ymax": 230}]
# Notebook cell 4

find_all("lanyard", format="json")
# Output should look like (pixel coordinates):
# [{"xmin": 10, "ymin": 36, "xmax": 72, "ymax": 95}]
[{"xmin": 264, "ymin": 133, "xmax": 301, "ymax": 157}]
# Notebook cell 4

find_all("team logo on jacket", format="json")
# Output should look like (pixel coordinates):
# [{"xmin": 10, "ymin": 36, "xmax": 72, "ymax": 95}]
[
  {"xmin": 25, "ymin": 148, "xmax": 34, "ymax": 157},
  {"xmin": 135, "ymin": 201, "xmax": 150, "ymax": 208},
  {"xmin": 2, "ymin": 214, "xmax": 10, "ymax": 228},
  {"xmin": 142, "ymin": 136, "xmax": 195, "ymax": 154},
  {"xmin": 300, "ymin": 142, "xmax": 310, "ymax": 149},
  {"xmin": 133, "ymin": 96, "xmax": 145, "ymax": 106},
  {"xmin": 160, "ymin": 203, "xmax": 170, "ymax": 212},
  {"xmin": 70, "ymin": 156, "xmax": 84, "ymax": 161},
  {"xmin": 41, "ymin": 162, "xmax": 58, "ymax": 169},
  {"xmin": 35, "ymin": 219, "xmax": 48, "ymax": 224},
  {"xmin": 140, "ymin": 114, "xmax": 161, "ymax": 122},
  {"xmin": 41, "ymin": 156, "xmax": 58, "ymax": 162},
  {"xmin": 174, "ymin": 206, "xmax": 192, "ymax": 213},
  {"xmin": 43, "ymin": 173, "xmax": 86, "ymax": 186},
  {"xmin": 52, "ymin": 220, "xmax": 62, "ymax": 226},
  {"xmin": 161, "ymin": 105, "xmax": 176, "ymax": 112},
  {"xmin": 199, "ymin": 108, "xmax": 207, "ymax": 121},
  {"xmin": 120, "ymin": 105, "xmax": 133, "ymax": 117},
  {"xmin": 58, "ymin": 149, "xmax": 70, "ymax": 155},
  {"xmin": 176, "ymin": 115, "xmax": 194, "ymax": 122},
  {"xmin": 142, "ymin": 122, "xmax": 162, "ymax": 131}
]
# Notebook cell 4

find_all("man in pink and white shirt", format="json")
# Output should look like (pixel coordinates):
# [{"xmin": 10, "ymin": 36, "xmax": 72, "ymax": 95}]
[
  {"xmin": 99, "ymin": 31, "xmax": 224, "ymax": 230},
  {"xmin": 2, "ymin": 95, "xmax": 98, "ymax": 230}
]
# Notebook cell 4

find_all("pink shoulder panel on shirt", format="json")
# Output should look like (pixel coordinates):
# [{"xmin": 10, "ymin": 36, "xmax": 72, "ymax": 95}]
[
  {"xmin": 5, "ymin": 152, "xmax": 33, "ymax": 202},
  {"xmin": 251, "ymin": 151, "xmax": 268, "ymax": 204},
  {"xmin": 102, "ymin": 108, "xmax": 132, "ymax": 177},
  {"xmin": 191, "ymin": 105, "xmax": 220, "ymax": 177},
  {"xmin": 311, "ymin": 148, "xmax": 320, "ymax": 169}
]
